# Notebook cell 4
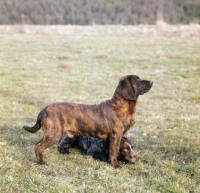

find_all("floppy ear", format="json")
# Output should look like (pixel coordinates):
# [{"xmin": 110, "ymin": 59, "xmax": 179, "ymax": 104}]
[{"xmin": 120, "ymin": 78, "xmax": 136, "ymax": 100}]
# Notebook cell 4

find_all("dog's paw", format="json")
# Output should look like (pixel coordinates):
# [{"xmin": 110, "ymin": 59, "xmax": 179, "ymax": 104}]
[
  {"xmin": 114, "ymin": 162, "xmax": 122, "ymax": 168},
  {"xmin": 110, "ymin": 156, "xmax": 121, "ymax": 168},
  {"xmin": 58, "ymin": 148, "xmax": 70, "ymax": 154},
  {"xmin": 37, "ymin": 160, "xmax": 47, "ymax": 165}
]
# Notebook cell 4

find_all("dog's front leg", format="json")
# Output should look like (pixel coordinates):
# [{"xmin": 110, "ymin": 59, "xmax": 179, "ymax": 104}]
[{"xmin": 109, "ymin": 134, "xmax": 122, "ymax": 168}]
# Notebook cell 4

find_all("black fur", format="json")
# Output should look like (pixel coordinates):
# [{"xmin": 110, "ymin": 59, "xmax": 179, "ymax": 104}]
[{"xmin": 58, "ymin": 136, "xmax": 109, "ymax": 162}]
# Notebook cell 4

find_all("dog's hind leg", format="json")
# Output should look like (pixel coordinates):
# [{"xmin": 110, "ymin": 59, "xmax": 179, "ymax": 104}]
[{"xmin": 35, "ymin": 120, "xmax": 62, "ymax": 164}]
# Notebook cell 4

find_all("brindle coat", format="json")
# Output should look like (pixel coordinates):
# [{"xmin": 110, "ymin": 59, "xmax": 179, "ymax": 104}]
[{"xmin": 23, "ymin": 75, "xmax": 153, "ymax": 167}]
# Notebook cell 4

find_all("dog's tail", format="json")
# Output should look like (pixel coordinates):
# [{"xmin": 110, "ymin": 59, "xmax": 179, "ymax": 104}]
[
  {"xmin": 23, "ymin": 123, "xmax": 41, "ymax": 133},
  {"xmin": 23, "ymin": 112, "xmax": 43, "ymax": 133}
]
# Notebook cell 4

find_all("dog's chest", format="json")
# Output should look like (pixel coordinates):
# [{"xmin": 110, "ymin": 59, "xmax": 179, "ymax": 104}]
[
  {"xmin": 118, "ymin": 111, "xmax": 135, "ymax": 133},
  {"xmin": 125, "ymin": 114, "xmax": 135, "ymax": 128}
]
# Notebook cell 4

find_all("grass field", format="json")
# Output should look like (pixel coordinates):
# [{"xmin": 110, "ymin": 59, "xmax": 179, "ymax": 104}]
[{"xmin": 0, "ymin": 25, "xmax": 200, "ymax": 193}]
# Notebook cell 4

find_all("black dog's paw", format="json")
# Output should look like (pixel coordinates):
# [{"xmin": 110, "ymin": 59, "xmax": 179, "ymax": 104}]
[
  {"xmin": 92, "ymin": 153, "xmax": 109, "ymax": 162},
  {"xmin": 58, "ymin": 148, "xmax": 70, "ymax": 154}
]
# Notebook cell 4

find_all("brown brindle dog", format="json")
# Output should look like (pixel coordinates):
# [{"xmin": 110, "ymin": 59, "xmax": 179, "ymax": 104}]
[{"xmin": 23, "ymin": 75, "xmax": 153, "ymax": 167}]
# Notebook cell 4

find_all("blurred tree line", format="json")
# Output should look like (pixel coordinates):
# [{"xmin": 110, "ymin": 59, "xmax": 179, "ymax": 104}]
[{"xmin": 0, "ymin": 0, "xmax": 199, "ymax": 25}]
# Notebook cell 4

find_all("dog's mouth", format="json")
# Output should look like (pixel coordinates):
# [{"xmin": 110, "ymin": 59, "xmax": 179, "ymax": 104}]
[{"xmin": 138, "ymin": 81, "xmax": 153, "ymax": 95}]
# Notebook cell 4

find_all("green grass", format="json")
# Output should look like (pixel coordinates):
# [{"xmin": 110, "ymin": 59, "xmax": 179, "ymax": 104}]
[{"xmin": 0, "ymin": 25, "xmax": 200, "ymax": 193}]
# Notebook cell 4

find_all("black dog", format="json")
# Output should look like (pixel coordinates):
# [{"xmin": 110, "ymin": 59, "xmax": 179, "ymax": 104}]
[{"xmin": 58, "ymin": 136, "xmax": 140, "ymax": 163}]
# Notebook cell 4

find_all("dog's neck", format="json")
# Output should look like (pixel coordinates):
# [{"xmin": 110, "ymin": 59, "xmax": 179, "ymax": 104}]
[{"xmin": 110, "ymin": 89, "xmax": 137, "ymax": 114}]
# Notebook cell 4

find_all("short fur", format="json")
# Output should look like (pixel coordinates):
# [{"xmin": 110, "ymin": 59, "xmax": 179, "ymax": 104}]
[
  {"xmin": 23, "ymin": 75, "xmax": 153, "ymax": 167},
  {"xmin": 58, "ymin": 136, "xmax": 140, "ymax": 163}
]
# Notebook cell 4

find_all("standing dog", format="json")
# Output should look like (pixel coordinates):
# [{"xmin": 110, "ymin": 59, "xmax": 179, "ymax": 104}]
[
  {"xmin": 58, "ymin": 136, "xmax": 140, "ymax": 163},
  {"xmin": 23, "ymin": 75, "xmax": 153, "ymax": 167}
]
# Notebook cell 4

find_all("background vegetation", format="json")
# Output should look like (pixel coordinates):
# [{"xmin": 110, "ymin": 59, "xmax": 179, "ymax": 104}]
[
  {"xmin": 0, "ymin": 25, "xmax": 200, "ymax": 192},
  {"xmin": 0, "ymin": 0, "xmax": 200, "ymax": 25}
]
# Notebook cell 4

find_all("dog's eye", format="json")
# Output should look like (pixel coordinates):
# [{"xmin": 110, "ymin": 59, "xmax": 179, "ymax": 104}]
[{"xmin": 135, "ymin": 76, "xmax": 139, "ymax": 81}]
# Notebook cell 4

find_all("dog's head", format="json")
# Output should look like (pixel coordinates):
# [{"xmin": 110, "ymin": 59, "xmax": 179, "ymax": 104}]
[
  {"xmin": 58, "ymin": 136, "xmax": 77, "ymax": 150},
  {"xmin": 118, "ymin": 137, "xmax": 140, "ymax": 163},
  {"xmin": 119, "ymin": 75, "xmax": 153, "ymax": 101}
]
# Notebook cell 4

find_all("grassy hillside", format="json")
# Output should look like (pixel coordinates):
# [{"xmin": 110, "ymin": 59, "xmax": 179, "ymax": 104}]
[{"xmin": 0, "ymin": 25, "xmax": 200, "ymax": 192}]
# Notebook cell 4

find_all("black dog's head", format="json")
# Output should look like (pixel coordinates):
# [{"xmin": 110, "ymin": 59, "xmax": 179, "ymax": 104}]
[
  {"xmin": 119, "ymin": 75, "xmax": 153, "ymax": 101},
  {"xmin": 57, "ymin": 136, "xmax": 77, "ymax": 154},
  {"xmin": 118, "ymin": 137, "xmax": 140, "ymax": 163}
]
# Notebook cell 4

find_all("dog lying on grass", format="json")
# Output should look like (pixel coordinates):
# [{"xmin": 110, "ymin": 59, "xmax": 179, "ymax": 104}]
[{"xmin": 58, "ymin": 136, "xmax": 140, "ymax": 163}]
